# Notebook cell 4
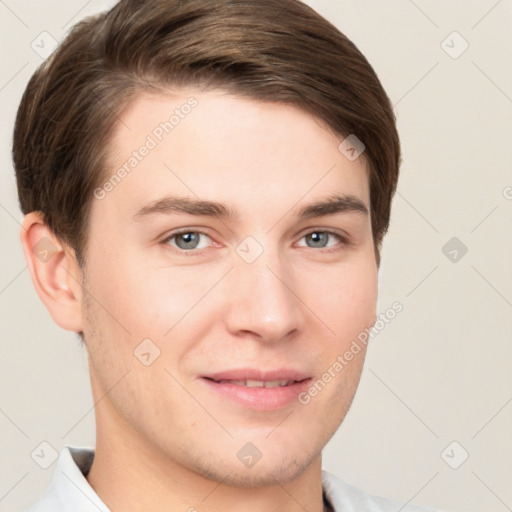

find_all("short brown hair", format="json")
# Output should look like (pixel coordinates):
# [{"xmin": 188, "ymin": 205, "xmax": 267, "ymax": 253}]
[{"xmin": 12, "ymin": 0, "xmax": 400, "ymax": 267}]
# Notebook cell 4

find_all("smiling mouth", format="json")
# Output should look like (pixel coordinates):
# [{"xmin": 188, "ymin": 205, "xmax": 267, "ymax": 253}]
[
  {"xmin": 201, "ymin": 374, "xmax": 312, "ymax": 410},
  {"xmin": 205, "ymin": 378, "xmax": 303, "ymax": 388}
]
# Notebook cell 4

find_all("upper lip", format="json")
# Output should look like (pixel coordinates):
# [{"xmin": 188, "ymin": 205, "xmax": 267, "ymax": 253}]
[{"xmin": 202, "ymin": 368, "xmax": 311, "ymax": 382}]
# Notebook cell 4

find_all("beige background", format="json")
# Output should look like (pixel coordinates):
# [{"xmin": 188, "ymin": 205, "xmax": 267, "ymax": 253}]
[{"xmin": 1, "ymin": 1, "xmax": 511, "ymax": 511}]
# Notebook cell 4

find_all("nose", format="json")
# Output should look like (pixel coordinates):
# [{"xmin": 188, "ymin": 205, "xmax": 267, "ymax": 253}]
[{"xmin": 224, "ymin": 252, "xmax": 303, "ymax": 343}]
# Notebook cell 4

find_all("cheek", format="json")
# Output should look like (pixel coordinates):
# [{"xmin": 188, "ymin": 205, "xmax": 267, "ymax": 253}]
[
  {"xmin": 85, "ymin": 250, "xmax": 204, "ymax": 338},
  {"xmin": 310, "ymin": 257, "xmax": 378, "ymax": 340}
]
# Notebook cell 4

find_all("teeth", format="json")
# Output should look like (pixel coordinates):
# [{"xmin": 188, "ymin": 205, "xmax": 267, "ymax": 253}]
[
  {"xmin": 245, "ymin": 380, "xmax": 265, "ymax": 388},
  {"xmin": 218, "ymin": 380, "xmax": 245, "ymax": 385},
  {"xmin": 263, "ymin": 380, "xmax": 290, "ymax": 388},
  {"xmin": 218, "ymin": 379, "xmax": 292, "ymax": 388}
]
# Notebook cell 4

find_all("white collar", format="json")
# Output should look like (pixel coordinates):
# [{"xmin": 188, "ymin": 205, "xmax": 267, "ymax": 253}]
[{"xmin": 27, "ymin": 446, "xmax": 109, "ymax": 512}]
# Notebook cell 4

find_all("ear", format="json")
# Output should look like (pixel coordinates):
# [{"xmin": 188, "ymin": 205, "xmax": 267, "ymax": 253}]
[{"xmin": 20, "ymin": 212, "xmax": 84, "ymax": 332}]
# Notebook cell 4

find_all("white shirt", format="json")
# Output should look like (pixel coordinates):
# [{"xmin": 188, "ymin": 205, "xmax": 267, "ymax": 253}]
[{"xmin": 26, "ymin": 446, "xmax": 437, "ymax": 512}]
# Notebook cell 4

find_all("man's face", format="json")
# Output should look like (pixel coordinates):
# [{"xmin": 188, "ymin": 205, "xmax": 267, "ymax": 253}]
[{"xmin": 81, "ymin": 89, "xmax": 377, "ymax": 486}]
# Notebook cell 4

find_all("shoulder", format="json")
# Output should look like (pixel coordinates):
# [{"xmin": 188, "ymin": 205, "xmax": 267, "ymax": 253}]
[{"xmin": 322, "ymin": 470, "xmax": 439, "ymax": 512}]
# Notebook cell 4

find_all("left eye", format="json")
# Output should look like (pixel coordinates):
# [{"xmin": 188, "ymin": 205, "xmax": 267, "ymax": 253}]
[{"xmin": 297, "ymin": 231, "xmax": 343, "ymax": 249}]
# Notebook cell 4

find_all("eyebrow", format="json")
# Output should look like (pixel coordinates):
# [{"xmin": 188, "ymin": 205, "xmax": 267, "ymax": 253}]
[{"xmin": 131, "ymin": 193, "xmax": 369, "ymax": 222}]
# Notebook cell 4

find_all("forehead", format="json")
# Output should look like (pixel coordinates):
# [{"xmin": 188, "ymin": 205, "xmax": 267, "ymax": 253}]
[{"xmin": 97, "ymin": 89, "xmax": 370, "ymax": 223}]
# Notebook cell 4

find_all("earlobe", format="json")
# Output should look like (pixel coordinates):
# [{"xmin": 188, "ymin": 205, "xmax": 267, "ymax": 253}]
[{"xmin": 20, "ymin": 212, "xmax": 84, "ymax": 332}]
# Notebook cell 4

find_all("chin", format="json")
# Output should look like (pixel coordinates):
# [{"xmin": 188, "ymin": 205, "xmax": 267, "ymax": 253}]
[
  {"xmin": 182, "ymin": 434, "xmax": 324, "ymax": 489},
  {"xmin": 201, "ymin": 455, "xmax": 316, "ymax": 488}
]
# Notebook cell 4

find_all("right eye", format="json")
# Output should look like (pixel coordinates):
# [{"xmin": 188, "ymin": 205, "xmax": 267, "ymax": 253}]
[{"xmin": 162, "ymin": 230, "xmax": 214, "ymax": 253}]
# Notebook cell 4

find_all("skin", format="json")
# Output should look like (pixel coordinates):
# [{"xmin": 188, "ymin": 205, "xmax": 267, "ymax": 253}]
[{"xmin": 21, "ymin": 89, "xmax": 378, "ymax": 512}]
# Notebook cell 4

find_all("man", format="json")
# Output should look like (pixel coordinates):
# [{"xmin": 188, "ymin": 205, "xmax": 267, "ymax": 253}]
[{"xmin": 13, "ymin": 0, "xmax": 436, "ymax": 510}]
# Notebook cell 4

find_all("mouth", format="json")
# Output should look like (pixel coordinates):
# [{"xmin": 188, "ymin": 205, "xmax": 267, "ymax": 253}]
[
  {"xmin": 200, "ymin": 370, "xmax": 312, "ymax": 411},
  {"xmin": 208, "ymin": 378, "xmax": 300, "ymax": 388}
]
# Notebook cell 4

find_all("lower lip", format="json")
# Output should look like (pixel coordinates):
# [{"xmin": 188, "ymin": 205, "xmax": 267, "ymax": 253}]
[{"xmin": 200, "ymin": 378, "xmax": 312, "ymax": 411}]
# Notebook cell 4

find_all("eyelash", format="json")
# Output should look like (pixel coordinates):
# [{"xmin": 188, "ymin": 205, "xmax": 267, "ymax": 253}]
[{"xmin": 160, "ymin": 228, "xmax": 349, "ymax": 256}]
